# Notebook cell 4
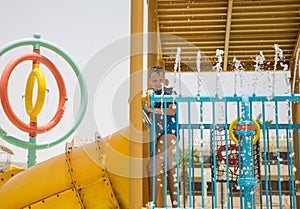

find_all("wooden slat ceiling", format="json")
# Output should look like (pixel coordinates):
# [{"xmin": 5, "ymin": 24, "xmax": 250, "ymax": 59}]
[{"xmin": 157, "ymin": 0, "xmax": 300, "ymax": 72}]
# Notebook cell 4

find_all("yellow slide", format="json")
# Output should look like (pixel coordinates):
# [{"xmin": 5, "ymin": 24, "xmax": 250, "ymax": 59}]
[{"xmin": 0, "ymin": 128, "xmax": 131, "ymax": 209}]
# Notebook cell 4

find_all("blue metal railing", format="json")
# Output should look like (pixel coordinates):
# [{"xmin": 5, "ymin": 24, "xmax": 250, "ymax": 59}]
[{"xmin": 149, "ymin": 92, "xmax": 299, "ymax": 209}]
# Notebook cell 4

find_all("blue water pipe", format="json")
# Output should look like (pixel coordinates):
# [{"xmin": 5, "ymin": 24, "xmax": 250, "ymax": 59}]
[{"xmin": 235, "ymin": 95, "xmax": 258, "ymax": 209}]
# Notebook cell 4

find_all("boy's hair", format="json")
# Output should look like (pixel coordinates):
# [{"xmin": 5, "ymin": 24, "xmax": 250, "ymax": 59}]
[{"xmin": 148, "ymin": 66, "xmax": 165, "ymax": 78}]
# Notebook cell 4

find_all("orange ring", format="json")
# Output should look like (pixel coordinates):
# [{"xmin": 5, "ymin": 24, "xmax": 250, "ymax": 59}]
[{"xmin": 0, "ymin": 52, "xmax": 67, "ymax": 134}]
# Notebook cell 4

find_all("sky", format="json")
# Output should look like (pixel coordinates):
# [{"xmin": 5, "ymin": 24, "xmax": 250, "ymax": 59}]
[
  {"xmin": 0, "ymin": 0, "xmax": 132, "ymax": 163},
  {"xmin": 0, "ymin": 0, "xmax": 293, "ymax": 166}
]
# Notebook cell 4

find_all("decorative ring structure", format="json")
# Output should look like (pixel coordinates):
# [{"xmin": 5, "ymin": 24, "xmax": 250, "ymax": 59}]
[
  {"xmin": 229, "ymin": 118, "xmax": 260, "ymax": 145},
  {"xmin": 0, "ymin": 37, "xmax": 88, "ymax": 150},
  {"xmin": 0, "ymin": 53, "xmax": 67, "ymax": 134},
  {"xmin": 25, "ymin": 66, "xmax": 47, "ymax": 122}
]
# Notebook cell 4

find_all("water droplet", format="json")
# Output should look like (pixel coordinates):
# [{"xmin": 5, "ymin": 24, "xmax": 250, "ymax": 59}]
[{"xmin": 267, "ymin": 95, "xmax": 273, "ymax": 101}]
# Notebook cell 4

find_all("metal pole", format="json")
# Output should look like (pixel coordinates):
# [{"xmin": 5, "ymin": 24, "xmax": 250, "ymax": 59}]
[
  {"xmin": 130, "ymin": 0, "xmax": 144, "ymax": 208},
  {"xmin": 27, "ymin": 137, "xmax": 36, "ymax": 168},
  {"xmin": 291, "ymin": 55, "xmax": 300, "ymax": 209},
  {"xmin": 293, "ymin": 96, "xmax": 300, "ymax": 209},
  {"xmin": 236, "ymin": 95, "xmax": 258, "ymax": 209},
  {"xmin": 223, "ymin": 0, "xmax": 233, "ymax": 71},
  {"xmin": 147, "ymin": 0, "xmax": 158, "ymax": 68}
]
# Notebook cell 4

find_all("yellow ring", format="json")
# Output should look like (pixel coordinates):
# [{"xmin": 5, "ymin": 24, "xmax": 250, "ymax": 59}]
[
  {"xmin": 25, "ymin": 67, "xmax": 46, "ymax": 122},
  {"xmin": 229, "ymin": 118, "xmax": 260, "ymax": 145}
]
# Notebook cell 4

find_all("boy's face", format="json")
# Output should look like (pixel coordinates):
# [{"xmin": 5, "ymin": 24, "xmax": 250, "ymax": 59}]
[{"xmin": 149, "ymin": 71, "xmax": 165, "ymax": 91}]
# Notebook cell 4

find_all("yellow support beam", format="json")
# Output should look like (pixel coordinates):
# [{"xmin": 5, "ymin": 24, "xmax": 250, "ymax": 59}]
[
  {"xmin": 292, "ymin": 29, "xmax": 300, "ymax": 58},
  {"xmin": 291, "ymin": 40, "xmax": 300, "ymax": 209},
  {"xmin": 223, "ymin": 0, "xmax": 233, "ymax": 71},
  {"xmin": 148, "ymin": 0, "xmax": 158, "ymax": 68},
  {"xmin": 291, "ymin": 28, "xmax": 300, "ymax": 209},
  {"xmin": 130, "ymin": 0, "xmax": 144, "ymax": 209}
]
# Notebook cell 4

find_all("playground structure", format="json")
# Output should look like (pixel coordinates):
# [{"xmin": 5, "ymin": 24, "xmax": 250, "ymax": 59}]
[
  {"xmin": 143, "ymin": 39, "xmax": 299, "ymax": 208},
  {"xmin": 0, "ymin": 1, "xmax": 299, "ymax": 209},
  {"xmin": 0, "ymin": 34, "xmax": 87, "ymax": 168},
  {"xmin": 145, "ymin": 1, "xmax": 300, "ymax": 208},
  {"xmin": 0, "ymin": 34, "xmax": 131, "ymax": 209},
  {"xmin": 148, "ymin": 92, "xmax": 299, "ymax": 209}
]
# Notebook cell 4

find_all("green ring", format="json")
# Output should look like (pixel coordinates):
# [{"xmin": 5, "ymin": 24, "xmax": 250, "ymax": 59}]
[{"xmin": 0, "ymin": 37, "xmax": 88, "ymax": 150}]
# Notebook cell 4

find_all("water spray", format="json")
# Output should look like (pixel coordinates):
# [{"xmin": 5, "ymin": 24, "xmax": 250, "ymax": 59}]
[
  {"xmin": 173, "ymin": 47, "xmax": 181, "ymax": 95},
  {"xmin": 196, "ymin": 50, "xmax": 202, "ymax": 96}
]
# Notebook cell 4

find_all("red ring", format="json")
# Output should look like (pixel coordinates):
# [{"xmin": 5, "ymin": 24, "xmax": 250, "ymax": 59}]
[
  {"xmin": 0, "ymin": 53, "xmax": 67, "ymax": 134},
  {"xmin": 235, "ymin": 125, "xmax": 256, "ymax": 130}
]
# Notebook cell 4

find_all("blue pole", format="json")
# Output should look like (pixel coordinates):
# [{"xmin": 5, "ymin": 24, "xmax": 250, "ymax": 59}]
[
  {"xmin": 237, "ymin": 99, "xmax": 243, "ymax": 209},
  {"xmin": 261, "ymin": 101, "xmax": 270, "ymax": 208},
  {"xmin": 150, "ymin": 92, "xmax": 156, "ymax": 208},
  {"xmin": 287, "ymin": 101, "xmax": 296, "ymax": 209},
  {"xmin": 163, "ymin": 101, "xmax": 167, "ymax": 207},
  {"xmin": 224, "ymin": 101, "xmax": 231, "ymax": 209},
  {"xmin": 175, "ymin": 101, "xmax": 180, "ymax": 207},
  {"xmin": 199, "ymin": 101, "xmax": 205, "ymax": 208},
  {"xmin": 187, "ymin": 101, "xmax": 193, "ymax": 207},
  {"xmin": 236, "ymin": 95, "xmax": 258, "ymax": 209},
  {"xmin": 249, "ymin": 99, "xmax": 257, "ymax": 209},
  {"xmin": 274, "ymin": 101, "xmax": 283, "ymax": 209},
  {"xmin": 212, "ymin": 100, "xmax": 218, "ymax": 208}
]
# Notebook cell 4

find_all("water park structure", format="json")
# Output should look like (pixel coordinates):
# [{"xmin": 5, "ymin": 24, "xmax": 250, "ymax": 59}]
[{"xmin": 0, "ymin": 1, "xmax": 300, "ymax": 209}]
